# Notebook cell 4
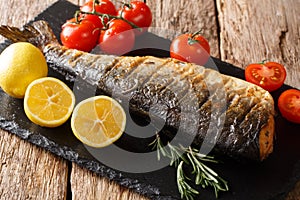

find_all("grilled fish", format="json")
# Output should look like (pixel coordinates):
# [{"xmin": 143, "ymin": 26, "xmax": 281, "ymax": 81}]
[{"xmin": 0, "ymin": 20, "xmax": 275, "ymax": 161}]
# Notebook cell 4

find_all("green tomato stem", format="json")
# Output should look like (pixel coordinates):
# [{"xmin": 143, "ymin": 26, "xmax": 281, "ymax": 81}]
[
  {"xmin": 187, "ymin": 29, "xmax": 203, "ymax": 46},
  {"xmin": 191, "ymin": 29, "xmax": 203, "ymax": 39},
  {"xmin": 74, "ymin": 10, "xmax": 82, "ymax": 23},
  {"xmin": 259, "ymin": 59, "xmax": 269, "ymax": 65},
  {"xmin": 79, "ymin": 10, "xmax": 140, "ymax": 29}
]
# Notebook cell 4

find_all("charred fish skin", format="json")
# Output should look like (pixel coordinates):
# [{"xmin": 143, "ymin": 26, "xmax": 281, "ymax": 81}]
[
  {"xmin": 100, "ymin": 55, "xmax": 274, "ymax": 161},
  {"xmin": 44, "ymin": 45, "xmax": 274, "ymax": 161},
  {"xmin": 0, "ymin": 20, "xmax": 275, "ymax": 161},
  {"xmin": 44, "ymin": 44, "xmax": 120, "ymax": 86},
  {"xmin": 216, "ymin": 78, "xmax": 274, "ymax": 161}
]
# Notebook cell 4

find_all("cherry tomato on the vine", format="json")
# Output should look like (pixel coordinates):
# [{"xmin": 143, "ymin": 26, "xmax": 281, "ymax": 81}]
[
  {"xmin": 78, "ymin": 13, "xmax": 103, "ymax": 29},
  {"xmin": 118, "ymin": 1, "xmax": 152, "ymax": 35},
  {"xmin": 60, "ymin": 18, "xmax": 100, "ymax": 52},
  {"xmin": 245, "ymin": 61, "xmax": 286, "ymax": 92},
  {"xmin": 170, "ymin": 32, "xmax": 210, "ymax": 66},
  {"xmin": 80, "ymin": 0, "xmax": 117, "ymax": 28},
  {"xmin": 98, "ymin": 19, "xmax": 135, "ymax": 55},
  {"xmin": 278, "ymin": 89, "xmax": 300, "ymax": 124}
]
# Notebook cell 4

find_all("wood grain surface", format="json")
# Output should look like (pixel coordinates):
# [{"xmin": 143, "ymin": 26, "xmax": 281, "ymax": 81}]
[
  {"xmin": 0, "ymin": 0, "xmax": 299, "ymax": 200},
  {"xmin": 216, "ymin": 0, "xmax": 300, "ymax": 89},
  {"xmin": 0, "ymin": 130, "xmax": 68, "ymax": 200}
]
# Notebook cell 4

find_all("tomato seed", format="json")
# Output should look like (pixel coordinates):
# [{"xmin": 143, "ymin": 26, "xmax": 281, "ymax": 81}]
[{"xmin": 270, "ymin": 76, "xmax": 278, "ymax": 81}]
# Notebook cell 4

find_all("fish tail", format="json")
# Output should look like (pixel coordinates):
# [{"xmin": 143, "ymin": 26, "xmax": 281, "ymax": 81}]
[{"xmin": 0, "ymin": 20, "xmax": 59, "ymax": 50}]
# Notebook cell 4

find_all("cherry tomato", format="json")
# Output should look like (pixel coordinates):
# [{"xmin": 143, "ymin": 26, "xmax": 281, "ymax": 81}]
[
  {"xmin": 78, "ymin": 14, "xmax": 103, "ymax": 29},
  {"xmin": 278, "ymin": 89, "xmax": 300, "ymax": 124},
  {"xmin": 80, "ymin": 0, "xmax": 117, "ymax": 28},
  {"xmin": 245, "ymin": 61, "xmax": 286, "ymax": 92},
  {"xmin": 170, "ymin": 33, "xmax": 210, "ymax": 66},
  {"xmin": 98, "ymin": 19, "xmax": 135, "ymax": 55},
  {"xmin": 60, "ymin": 18, "xmax": 100, "ymax": 52},
  {"xmin": 118, "ymin": 1, "xmax": 152, "ymax": 35}
]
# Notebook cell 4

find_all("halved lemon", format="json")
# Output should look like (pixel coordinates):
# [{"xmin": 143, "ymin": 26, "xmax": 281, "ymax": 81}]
[
  {"xmin": 71, "ymin": 96, "xmax": 126, "ymax": 148},
  {"xmin": 24, "ymin": 77, "xmax": 75, "ymax": 128}
]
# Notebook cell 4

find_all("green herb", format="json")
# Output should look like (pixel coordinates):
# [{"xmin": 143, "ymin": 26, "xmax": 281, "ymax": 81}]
[
  {"xmin": 177, "ymin": 161, "xmax": 200, "ymax": 200},
  {"xmin": 150, "ymin": 134, "xmax": 229, "ymax": 200}
]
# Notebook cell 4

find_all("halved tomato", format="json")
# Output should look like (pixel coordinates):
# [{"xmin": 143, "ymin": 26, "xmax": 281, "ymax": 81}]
[
  {"xmin": 245, "ymin": 61, "xmax": 286, "ymax": 92},
  {"xmin": 278, "ymin": 89, "xmax": 300, "ymax": 124}
]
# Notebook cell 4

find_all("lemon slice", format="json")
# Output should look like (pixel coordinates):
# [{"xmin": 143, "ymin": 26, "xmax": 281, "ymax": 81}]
[
  {"xmin": 71, "ymin": 96, "xmax": 126, "ymax": 148},
  {"xmin": 24, "ymin": 77, "xmax": 75, "ymax": 128}
]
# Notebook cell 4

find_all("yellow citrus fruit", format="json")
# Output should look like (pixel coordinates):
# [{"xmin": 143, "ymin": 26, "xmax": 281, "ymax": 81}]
[
  {"xmin": 24, "ymin": 77, "xmax": 75, "ymax": 128},
  {"xmin": 0, "ymin": 42, "xmax": 48, "ymax": 98},
  {"xmin": 71, "ymin": 96, "xmax": 126, "ymax": 148}
]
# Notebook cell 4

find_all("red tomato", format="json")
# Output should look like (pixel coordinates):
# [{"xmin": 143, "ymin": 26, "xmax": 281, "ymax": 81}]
[
  {"xmin": 170, "ymin": 33, "xmax": 210, "ymax": 66},
  {"xmin": 98, "ymin": 19, "xmax": 135, "ymax": 55},
  {"xmin": 245, "ymin": 61, "xmax": 286, "ymax": 92},
  {"xmin": 278, "ymin": 89, "xmax": 300, "ymax": 124},
  {"xmin": 118, "ymin": 1, "xmax": 152, "ymax": 35},
  {"xmin": 80, "ymin": 0, "xmax": 117, "ymax": 28},
  {"xmin": 78, "ymin": 14, "xmax": 103, "ymax": 29},
  {"xmin": 60, "ymin": 18, "xmax": 100, "ymax": 52}
]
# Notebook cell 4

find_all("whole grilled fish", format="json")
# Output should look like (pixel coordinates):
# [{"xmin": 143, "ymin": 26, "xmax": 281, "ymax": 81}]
[{"xmin": 0, "ymin": 20, "xmax": 275, "ymax": 161}]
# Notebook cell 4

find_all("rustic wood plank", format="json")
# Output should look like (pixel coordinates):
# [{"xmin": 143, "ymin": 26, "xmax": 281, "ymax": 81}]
[
  {"xmin": 216, "ymin": 0, "xmax": 300, "ymax": 88},
  {"xmin": 286, "ymin": 181, "xmax": 300, "ymax": 200},
  {"xmin": 0, "ymin": 130, "xmax": 68, "ymax": 199},
  {"xmin": 70, "ymin": 163, "xmax": 149, "ymax": 200},
  {"xmin": 0, "ymin": 1, "xmax": 69, "ymax": 199}
]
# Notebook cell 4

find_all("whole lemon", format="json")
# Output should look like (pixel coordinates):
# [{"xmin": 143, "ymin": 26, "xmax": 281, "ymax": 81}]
[{"xmin": 0, "ymin": 42, "xmax": 48, "ymax": 98}]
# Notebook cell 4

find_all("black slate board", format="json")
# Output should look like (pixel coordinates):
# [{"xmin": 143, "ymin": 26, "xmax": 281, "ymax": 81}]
[{"xmin": 0, "ymin": 0, "xmax": 300, "ymax": 200}]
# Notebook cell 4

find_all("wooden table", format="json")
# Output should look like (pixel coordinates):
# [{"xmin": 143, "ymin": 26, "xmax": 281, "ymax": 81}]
[{"xmin": 0, "ymin": 0, "xmax": 299, "ymax": 199}]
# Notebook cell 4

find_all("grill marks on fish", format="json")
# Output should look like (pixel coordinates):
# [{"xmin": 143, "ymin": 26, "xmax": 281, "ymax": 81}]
[
  {"xmin": 0, "ymin": 20, "xmax": 275, "ymax": 161},
  {"xmin": 121, "ymin": 58, "xmax": 169, "ymax": 94},
  {"xmin": 215, "ymin": 79, "xmax": 273, "ymax": 159},
  {"xmin": 97, "ymin": 56, "xmax": 215, "ymax": 137},
  {"xmin": 100, "ymin": 56, "xmax": 165, "ymax": 95},
  {"xmin": 43, "ymin": 44, "xmax": 273, "ymax": 160}
]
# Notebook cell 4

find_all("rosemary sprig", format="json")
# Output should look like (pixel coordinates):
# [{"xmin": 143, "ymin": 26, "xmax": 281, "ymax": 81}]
[
  {"xmin": 177, "ymin": 161, "xmax": 199, "ymax": 200},
  {"xmin": 167, "ymin": 143, "xmax": 187, "ymax": 167},
  {"xmin": 186, "ymin": 147, "xmax": 229, "ymax": 198},
  {"xmin": 149, "ymin": 134, "xmax": 169, "ymax": 160},
  {"xmin": 150, "ymin": 134, "xmax": 229, "ymax": 200}
]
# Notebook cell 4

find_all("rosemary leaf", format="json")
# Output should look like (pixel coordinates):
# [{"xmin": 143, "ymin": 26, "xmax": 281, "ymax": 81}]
[
  {"xmin": 177, "ymin": 161, "xmax": 199, "ymax": 200},
  {"xmin": 149, "ymin": 134, "xmax": 229, "ymax": 200},
  {"xmin": 149, "ymin": 134, "xmax": 169, "ymax": 160},
  {"xmin": 168, "ymin": 143, "xmax": 186, "ymax": 167},
  {"xmin": 186, "ymin": 153, "xmax": 197, "ymax": 174}
]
